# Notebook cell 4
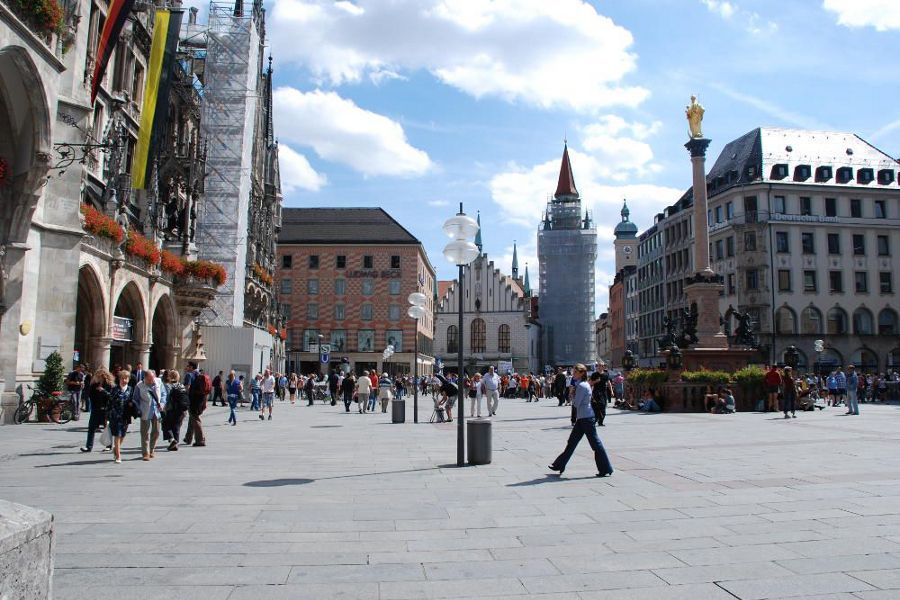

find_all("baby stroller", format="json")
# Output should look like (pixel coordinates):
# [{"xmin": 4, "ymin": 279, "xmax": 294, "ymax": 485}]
[{"xmin": 430, "ymin": 398, "xmax": 446, "ymax": 423}]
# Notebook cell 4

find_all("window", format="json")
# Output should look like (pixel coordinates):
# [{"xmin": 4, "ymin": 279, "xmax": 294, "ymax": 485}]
[
  {"xmin": 850, "ymin": 198, "xmax": 862, "ymax": 218},
  {"xmin": 801, "ymin": 306, "xmax": 822, "ymax": 334},
  {"xmin": 827, "ymin": 233, "xmax": 840, "ymax": 255},
  {"xmin": 281, "ymin": 255, "xmax": 293, "ymax": 269},
  {"xmin": 357, "ymin": 330, "xmax": 374, "ymax": 352},
  {"xmin": 744, "ymin": 196, "xmax": 758, "ymax": 222},
  {"xmin": 715, "ymin": 206, "xmax": 723, "ymax": 223},
  {"xmin": 303, "ymin": 329, "xmax": 320, "ymax": 351},
  {"xmin": 881, "ymin": 272, "xmax": 893, "ymax": 294},
  {"xmin": 306, "ymin": 303, "xmax": 319, "ymax": 320},
  {"xmin": 778, "ymin": 269, "xmax": 791, "ymax": 291},
  {"xmin": 825, "ymin": 197, "xmax": 837, "ymax": 217},
  {"xmin": 827, "ymin": 308, "xmax": 848, "ymax": 334},
  {"xmin": 715, "ymin": 239, "xmax": 724, "ymax": 260},
  {"xmin": 385, "ymin": 330, "xmax": 403, "ymax": 352},
  {"xmin": 855, "ymin": 271, "xmax": 868, "ymax": 293},
  {"xmin": 875, "ymin": 200, "xmax": 886, "ymax": 219},
  {"xmin": 307, "ymin": 279, "xmax": 319, "ymax": 295},
  {"xmin": 726, "ymin": 202, "xmax": 734, "ymax": 219},
  {"xmin": 336, "ymin": 255, "xmax": 346, "ymax": 269},
  {"xmin": 361, "ymin": 279, "xmax": 374, "ymax": 296},
  {"xmin": 802, "ymin": 232, "xmax": 815, "ymax": 254},
  {"xmin": 727, "ymin": 273, "xmax": 736, "ymax": 295},
  {"xmin": 878, "ymin": 235, "xmax": 890, "ymax": 256},
  {"xmin": 829, "ymin": 270, "xmax": 843, "ymax": 293},
  {"xmin": 776, "ymin": 307, "xmax": 797, "ymax": 334},
  {"xmin": 498, "ymin": 324, "xmax": 510, "ymax": 353},
  {"xmin": 776, "ymin": 232, "xmax": 789, "ymax": 253},
  {"xmin": 800, "ymin": 197, "xmax": 812, "ymax": 216},
  {"xmin": 744, "ymin": 231, "xmax": 757, "ymax": 251},
  {"xmin": 803, "ymin": 270, "xmax": 817, "ymax": 292},
  {"xmin": 388, "ymin": 304, "xmax": 401, "ymax": 321},
  {"xmin": 879, "ymin": 309, "xmax": 898, "ymax": 335},
  {"xmin": 726, "ymin": 236, "xmax": 735, "ymax": 257},
  {"xmin": 746, "ymin": 269, "xmax": 759, "ymax": 291},
  {"xmin": 334, "ymin": 304, "xmax": 345, "ymax": 321},
  {"xmin": 308, "ymin": 255, "xmax": 319, "ymax": 269},
  {"xmin": 330, "ymin": 330, "xmax": 346, "ymax": 352},
  {"xmin": 446, "ymin": 325, "xmax": 458, "ymax": 353},
  {"xmin": 389, "ymin": 280, "xmax": 401, "ymax": 295},
  {"xmin": 363, "ymin": 255, "xmax": 374, "ymax": 269},
  {"xmin": 854, "ymin": 308, "xmax": 874, "ymax": 335},
  {"xmin": 852, "ymin": 234, "xmax": 865, "ymax": 255},
  {"xmin": 280, "ymin": 279, "xmax": 292, "ymax": 294},
  {"xmin": 281, "ymin": 304, "xmax": 292, "ymax": 319},
  {"xmin": 334, "ymin": 279, "xmax": 346, "ymax": 295},
  {"xmin": 390, "ymin": 255, "xmax": 401, "ymax": 269},
  {"xmin": 774, "ymin": 196, "xmax": 786, "ymax": 214},
  {"xmin": 470, "ymin": 318, "xmax": 486, "ymax": 353},
  {"xmin": 360, "ymin": 304, "xmax": 373, "ymax": 321}
]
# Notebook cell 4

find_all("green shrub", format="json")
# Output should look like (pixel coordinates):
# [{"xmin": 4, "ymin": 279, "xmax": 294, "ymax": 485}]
[
  {"xmin": 732, "ymin": 366, "xmax": 766, "ymax": 386},
  {"xmin": 626, "ymin": 368, "xmax": 668, "ymax": 386},
  {"xmin": 37, "ymin": 351, "xmax": 66, "ymax": 396},
  {"xmin": 680, "ymin": 368, "xmax": 731, "ymax": 385}
]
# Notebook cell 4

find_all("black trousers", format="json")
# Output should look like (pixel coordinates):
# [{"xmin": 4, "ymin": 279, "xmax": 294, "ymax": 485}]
[
  {"xmin": 84, "ymin": 409, "xmax": 107, "ymax": 450},
  {"xmin": 556, "ymin": 390, "xmax": 566, "ymax": 406},
  {"xmin": 163, "ymin": 408, "xmax": 185, "ymax": 442},
  {"xmin": 551, "ymin": 418, "xmax": 613, "ymax": 475},
  {"xmin": 592, "ymin": 400, "xmax": 606, "ymax": 425},
  {"xmin": 343, "ymin": 390, "xmax": 353, "ymax": 411}
]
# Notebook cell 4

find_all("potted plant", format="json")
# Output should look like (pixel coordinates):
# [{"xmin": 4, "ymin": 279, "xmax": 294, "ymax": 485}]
[{"xmin": 36, "ymin": 350, "xmax": 66, "ymax": 422}]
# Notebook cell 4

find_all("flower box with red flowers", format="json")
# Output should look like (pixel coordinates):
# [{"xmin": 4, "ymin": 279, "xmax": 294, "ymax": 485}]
[
  {"xmin": 182, "ymin": 260, "xmax": 227, "ymax": 286},
  {"xmin": 80, "ymin": 204, "xmax": 124, "ymax": 244},
  {"xmin": 125, "ymin": 229, "xmax": 161, "ymax": 266}
]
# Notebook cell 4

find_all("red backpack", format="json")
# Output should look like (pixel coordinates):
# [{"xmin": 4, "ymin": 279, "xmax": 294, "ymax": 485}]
[{"xmin": 201, "ymin": 373, "xmax": 212, "ymax": 395}]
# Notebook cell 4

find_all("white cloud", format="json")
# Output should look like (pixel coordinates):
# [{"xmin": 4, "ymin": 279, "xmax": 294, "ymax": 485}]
[
  {"xmin": 278, "ymin": 144, "xmax": 327, "ymax": 192},
  {"xmin": 268, "ymin": 0, "xmax": 648, "ymax": 112},
  {"xmin": 427, "ymin": 199, "xmax": 450, "ymax": 207},
  {"xmin": 700, "ymin": 0, "xmax": 777, "ymax": 35},
  {"xmin": 273, "ymin": 87, "xmax": 432, "ymax": 177},
  {"xmin": 824, "ymin": 0, "xmax": 900, "ymax": 30},
  {"xmin": 580, "ymin": 116, "xmax": 662, "ymax": 181},
  {"xmin": 701, "ymin": 0, "xmax": 736, "ymax": 19}
]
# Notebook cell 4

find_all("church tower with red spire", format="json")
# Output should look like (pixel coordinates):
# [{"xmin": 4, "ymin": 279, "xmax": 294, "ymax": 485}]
[{"xmin": 537, "ymin": 144, "xmax": 598, "ymax": 366}]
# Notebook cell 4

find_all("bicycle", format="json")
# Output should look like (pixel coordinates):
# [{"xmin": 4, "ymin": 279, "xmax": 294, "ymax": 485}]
[{"xmin": 14, "ymin": 386, "xmax": 73, "ymax": 424}]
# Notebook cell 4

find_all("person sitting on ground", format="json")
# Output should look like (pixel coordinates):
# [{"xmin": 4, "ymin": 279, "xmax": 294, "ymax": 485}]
[
  {"xmin": 715, "ymin": 387, "xmax": 736, "ymax": 414},
  {"xmin": 704, "ymin": 384, "xmax": 718, "ymax": 413},
  {"xmin": 638, "ymin": 388, "xmax": 660, "ymax": 413}
]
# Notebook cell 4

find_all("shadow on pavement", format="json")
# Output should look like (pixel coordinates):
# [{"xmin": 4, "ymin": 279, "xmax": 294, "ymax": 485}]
[
  {"xmin": 244, "ymin": 478, "xmax": 314, "ymax": 487},
  {"xmin": 244, "ymin": 466, "xmax": 442, "ymax": 487},
  {"xmin": 507, "ymin": 475, "xmax": 598, "ymax": 486}
]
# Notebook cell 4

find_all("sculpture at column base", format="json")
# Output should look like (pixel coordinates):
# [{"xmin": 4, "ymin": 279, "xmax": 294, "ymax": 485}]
[{"xmin": 684, "ymin": 279, "xmax": 728, "ymax": 350}]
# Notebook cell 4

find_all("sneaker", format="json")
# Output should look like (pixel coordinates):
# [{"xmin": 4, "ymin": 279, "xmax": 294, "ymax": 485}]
[
  {"xmin": 80, "ymin": 446, "xmax": 90, "ymax": 453},
  {"xmin": 259, "ymin": 415, "xmax": 264, "ymax": 420},
  {"xmin": 114, "ymin": 458, "xmax": 121, "ymax": 464},
  {"xmin": 192, "ymin": 442, "xmax": 206, "ymax": 447},
  {"xmin": 101, "ymin": 446, "xmax": 111, "ymax": 453},
  {"xmin": 268, "ymin": 415, "xmax": 272, "ymax": 420},
  {"xmin": 792, "ymin": 414, "xmax": 797, "ymax": 418},
  {"xmin": 784, "ymin": 414, "xmax": 790, "ymax": 419}
]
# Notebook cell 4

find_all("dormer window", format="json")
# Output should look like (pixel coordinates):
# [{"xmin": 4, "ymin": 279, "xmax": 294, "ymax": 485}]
[
  {"xmin": 771, "ymin": 164, "xmax": 789, "ymax": 180},
  {"xmin": 815, "ymin": 166, "xmax": 833, "ymax": 182},
  {"xmin": 715, "ymin": 175, "xmax": 724, "ymax": 188},
  {"xmin": 836, "ymin": 167, "xmax": 853, "ymax": 183},
  {"xmin": 794, "ymin": 164, "xmax": 812, "ymax": 181},
  {"xmin": 857, "ymin": 168, "xmax": 874, "ymax": 184},
  {"xmin": 877, "ymin": 169, "xmax": 895, "ymax": 185}
]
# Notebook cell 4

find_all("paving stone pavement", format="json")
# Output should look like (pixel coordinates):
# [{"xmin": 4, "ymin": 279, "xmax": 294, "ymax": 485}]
[{"xmin": 2, "ymin": 396, "xmax": 900, "ymax": 599}]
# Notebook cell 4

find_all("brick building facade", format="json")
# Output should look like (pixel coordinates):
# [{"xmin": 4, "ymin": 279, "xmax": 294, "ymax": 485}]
[{"xmin": 276, "ymin": 208, "xmax": 435, "ymax": 377}]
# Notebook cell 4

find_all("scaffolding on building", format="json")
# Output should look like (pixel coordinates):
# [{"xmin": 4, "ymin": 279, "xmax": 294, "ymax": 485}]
[{"xmin": 538, "ymin": 200, "xmax": 597, "ymax": 366}]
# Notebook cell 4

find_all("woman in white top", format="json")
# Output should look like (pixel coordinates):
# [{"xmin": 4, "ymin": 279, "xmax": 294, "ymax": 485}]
[{"xmin": 469, "ymin": 373, "xmax": 483, "ymax": 417}]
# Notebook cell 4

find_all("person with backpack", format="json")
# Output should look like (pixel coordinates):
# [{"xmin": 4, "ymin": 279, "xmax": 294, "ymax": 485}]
[
  {"xmin": 184, "ymin": 368, "xmax": 211, "ymax": 446},
  {"xmin": 226, "ymin": 370, "xmax": 242, "ymax": 425},
  {"xmin": 162, "ymin": 369, "xmax": 189, "ymax": 451}
]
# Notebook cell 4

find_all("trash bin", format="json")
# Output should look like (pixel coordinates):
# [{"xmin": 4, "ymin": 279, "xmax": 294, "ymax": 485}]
[
  {"xmin": 391, "ymin": 399, "xmax": 405, "ymax": 423},
  {"xmin": 467, "ymin": 418, "xmax": 492, "ymax": 465}
]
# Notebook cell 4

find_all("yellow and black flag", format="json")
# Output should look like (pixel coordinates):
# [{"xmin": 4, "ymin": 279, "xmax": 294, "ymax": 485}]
[{"xmin": 132, "ymin": 9, "xmax": 183, "ymax": 190}]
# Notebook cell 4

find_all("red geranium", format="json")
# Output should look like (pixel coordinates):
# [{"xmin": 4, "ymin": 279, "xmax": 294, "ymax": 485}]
[
  {"xmin": 80, "ymin": 203, "xmax": 124, "ymax": 243},
  {"xmin": 182, "ymin": 259, "xmax": 227, "ymax": 286},
  {"xmin": 160, "ymin": 250, "xmax": 185, "ymax": 275},
  {"xmin": 125, "ymin": 229, "xmax": 161, "ymax": 266}
]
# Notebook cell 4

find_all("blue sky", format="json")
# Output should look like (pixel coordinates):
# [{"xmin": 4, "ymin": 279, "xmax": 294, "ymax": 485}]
[{"xmin": 240, "ymin": 0, "xmax": 900, "ymax": 310}]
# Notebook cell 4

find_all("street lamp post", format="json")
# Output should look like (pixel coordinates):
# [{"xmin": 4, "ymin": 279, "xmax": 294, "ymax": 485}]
[
  {"xmin": 442, "ymin": 203, "xmax": 480, "ymax": 466},
  {"xmin": 408, "ymin": 292, "xmax": 428, "ymax": 424}
]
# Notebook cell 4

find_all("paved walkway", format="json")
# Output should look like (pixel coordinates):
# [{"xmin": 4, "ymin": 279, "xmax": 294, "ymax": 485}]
[{"xmin": 2, "ymin": 395, "xmax": 900, "ymax": 599}]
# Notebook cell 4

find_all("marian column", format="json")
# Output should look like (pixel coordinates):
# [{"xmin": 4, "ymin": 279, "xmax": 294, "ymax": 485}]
[{"xmin": 684, "ymin": 96, "xmax": 728, "ymax": 349}]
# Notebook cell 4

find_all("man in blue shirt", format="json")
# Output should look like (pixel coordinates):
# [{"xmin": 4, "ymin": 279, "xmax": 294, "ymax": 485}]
[{"xmin": 548, "ymin": 364, "xmax": 614, "ymax": 478}]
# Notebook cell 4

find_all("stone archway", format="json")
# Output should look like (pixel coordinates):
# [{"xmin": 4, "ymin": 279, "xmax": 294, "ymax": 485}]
[
  {"xmin": 111, "ymin": 281, "xmax": 147, "ymax": 369},
  {"xmin": 74, "ymin": 265, "xmax": 107, "ymax": 369},
  {"xmin": 149, "ymin": 294, "xmax": 177, "ymax": 371}
]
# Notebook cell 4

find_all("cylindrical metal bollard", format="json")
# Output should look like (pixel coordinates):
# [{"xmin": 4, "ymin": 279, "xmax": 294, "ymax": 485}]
[
  {"xmin": 391, "ymin": 399, "xmax": 405, "ymax": 423},
  {"xmin": 467, "ymin": 418, "xmax": 492, "ymax": 464}
]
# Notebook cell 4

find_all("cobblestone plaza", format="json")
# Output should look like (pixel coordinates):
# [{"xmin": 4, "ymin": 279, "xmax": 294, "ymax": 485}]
[{"xmin": 3, "ymin": 399, "xmax": 900, "ymax": 599}]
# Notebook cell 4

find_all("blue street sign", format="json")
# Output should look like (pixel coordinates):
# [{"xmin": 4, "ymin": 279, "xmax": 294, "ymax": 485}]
[{"xmin": 321, "ymin": 352, "xmax": 330, "ymax": 364}]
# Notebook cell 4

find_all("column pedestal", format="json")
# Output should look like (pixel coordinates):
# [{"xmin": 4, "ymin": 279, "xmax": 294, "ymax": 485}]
[{"xmin": 685, "ymin": 276, "xmax": 728, "ymax": 350}]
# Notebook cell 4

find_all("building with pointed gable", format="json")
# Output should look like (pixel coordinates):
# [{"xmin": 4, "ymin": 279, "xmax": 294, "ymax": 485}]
[
  {"xmin": 435, "ymin": 223, "xmax": 541, "ymax": 375},
  {"xmin": 537, "ymin": 145, "xmax": 598, "ymax": 366}
]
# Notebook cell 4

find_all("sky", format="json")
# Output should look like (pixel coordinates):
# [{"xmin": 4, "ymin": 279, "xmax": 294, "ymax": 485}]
[{"xmin": 196, "ymin": 0, "xmax": 900, "ymax": 311}]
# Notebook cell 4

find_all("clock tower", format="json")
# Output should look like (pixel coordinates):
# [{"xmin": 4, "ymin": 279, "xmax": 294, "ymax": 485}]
[{"xmin": 613, "ymin": 200, "xmax": 638, "ymax": 271}]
